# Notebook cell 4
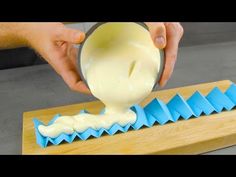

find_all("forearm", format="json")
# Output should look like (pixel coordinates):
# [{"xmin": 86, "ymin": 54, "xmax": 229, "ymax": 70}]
[{"xmin": 0, "ymin": 23, "xmax": 28, "ymax": 49}]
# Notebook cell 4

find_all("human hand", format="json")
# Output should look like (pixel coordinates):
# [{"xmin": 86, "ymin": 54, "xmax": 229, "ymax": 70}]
[
  {"xmin": 145, "ymin": 22, "xmax": 184, "ymax": 87},
  {"xmin": 18, "ymin": 22, "xmax": 91, "ymax": 94}
]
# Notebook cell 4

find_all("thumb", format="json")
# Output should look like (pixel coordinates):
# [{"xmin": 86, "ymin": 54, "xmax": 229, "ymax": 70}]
[
  {"xmin": 56, "ymin": 27, "xmax": 85, "ymax": 44},
  {"xmin": 146, "ymin": 22, "xmax": 166, "ymax": 49}
]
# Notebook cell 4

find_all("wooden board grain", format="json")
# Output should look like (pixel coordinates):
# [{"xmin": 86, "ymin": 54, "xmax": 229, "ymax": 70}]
[{"xmin": 22, "ymin": 80, "xmax": 236, "ymax": 154}]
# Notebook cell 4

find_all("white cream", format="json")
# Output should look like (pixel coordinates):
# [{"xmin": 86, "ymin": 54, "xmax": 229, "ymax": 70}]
[
  {"xmin": 38, "ymin": 22, "xmax": 162, "ymax": 138},
  {"xmin": 38, "ymin": 111, "xmax": 136, "ymax": 138}
]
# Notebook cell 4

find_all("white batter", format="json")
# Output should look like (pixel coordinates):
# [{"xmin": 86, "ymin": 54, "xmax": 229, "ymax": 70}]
[{"xmin": 38, "ymin": 23, "xmax": 162, "ymax": 138}]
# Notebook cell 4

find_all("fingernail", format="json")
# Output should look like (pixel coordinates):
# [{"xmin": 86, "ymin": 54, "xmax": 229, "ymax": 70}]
[
  {"xmin": 75, "ymin": 32, "xmax": 85, "ymax": 41},
  {"xmin": 155, "ymin": 36, "xmax": 165, "ymax": 46},
  {"xmin": 74, "ymin": 32, "xmax": 80, "ymax": 38},
  {"xmin": 80, "ymin": 33, "xmax": 85, "ymax": 40}
]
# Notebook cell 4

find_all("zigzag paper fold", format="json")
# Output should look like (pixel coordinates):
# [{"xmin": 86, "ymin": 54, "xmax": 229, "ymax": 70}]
[{"xmin": 33, "ymin": 83, "xmax": 236, "ymax": 148}]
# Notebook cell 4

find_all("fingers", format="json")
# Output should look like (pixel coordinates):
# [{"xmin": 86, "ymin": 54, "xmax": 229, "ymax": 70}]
[
  {"xmin": 145, "ymin": 22, "xmax": 166, "ymax": 49},
  {"xmin": 53, "ymin": 41, "xmax": 89, "ymax": 94},
  {"xmin": 55, "ymin": 27, "xmax": 85, "ymax": 44},
  {"xmin": 47, "ymin": 45, "xmax": 91, "ymax": 94},
  {"xmin": 159, "ymin": 23, "xmax": 184, "ymax": 87},
  {"xmin": 59, "ymin": 47, "xmax": 90, "ymax": 94},
  {"xmin": 68, "ymin": 45, "xmax": 78, "ymax": 68},
  {"xmin": 60, "ymin": 69, "xmax": 91, "ymax": 94}
]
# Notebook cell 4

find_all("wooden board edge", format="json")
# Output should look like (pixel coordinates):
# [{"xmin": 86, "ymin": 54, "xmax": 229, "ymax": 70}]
[{"xmin": 22, "ymin": 112, "xmax": 27, "ymax": 154}]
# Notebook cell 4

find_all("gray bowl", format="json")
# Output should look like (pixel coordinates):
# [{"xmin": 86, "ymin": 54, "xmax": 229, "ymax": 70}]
[{"xmin": 78, "ymin": 22, "xmax": 164, "ymax": 90}]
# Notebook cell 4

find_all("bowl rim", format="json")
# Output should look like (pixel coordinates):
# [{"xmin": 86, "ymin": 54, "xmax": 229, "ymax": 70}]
[{"xmin": 77, "ymin": 22, "xmax": 164, "ymax": 90}]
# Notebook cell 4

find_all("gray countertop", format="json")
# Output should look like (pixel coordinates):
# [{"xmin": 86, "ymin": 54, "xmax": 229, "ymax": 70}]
[{"xmin": 1, "ymin": 41, "xmax": 236, "ymax": 154}]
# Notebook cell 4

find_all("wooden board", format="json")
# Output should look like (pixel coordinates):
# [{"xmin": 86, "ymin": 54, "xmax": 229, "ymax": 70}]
[{"xmin": 22, "ymin": 80, "xmax": 236, "ymax": 154}]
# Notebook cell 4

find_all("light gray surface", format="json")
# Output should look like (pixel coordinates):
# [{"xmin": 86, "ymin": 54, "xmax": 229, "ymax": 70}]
[{"xmin": 1, "ymin": 41, "xmax": 236, "ymax": 154}]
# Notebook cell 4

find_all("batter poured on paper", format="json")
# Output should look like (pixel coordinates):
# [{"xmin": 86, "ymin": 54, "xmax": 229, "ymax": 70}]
[{"xmin": 38, "ymin": 23, "xmax": 162, "ymax": 138}]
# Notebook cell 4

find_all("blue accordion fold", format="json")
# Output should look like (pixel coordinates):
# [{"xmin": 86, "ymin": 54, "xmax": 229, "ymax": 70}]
[{"xmin": 33, "ymin": 83, "xmax": 236, "ymax": 148}]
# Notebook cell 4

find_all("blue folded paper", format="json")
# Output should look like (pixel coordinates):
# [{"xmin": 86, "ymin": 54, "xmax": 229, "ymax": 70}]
[{"xmin": 33, "ymin": 83, "xmax": 236, "ymax": 148}]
